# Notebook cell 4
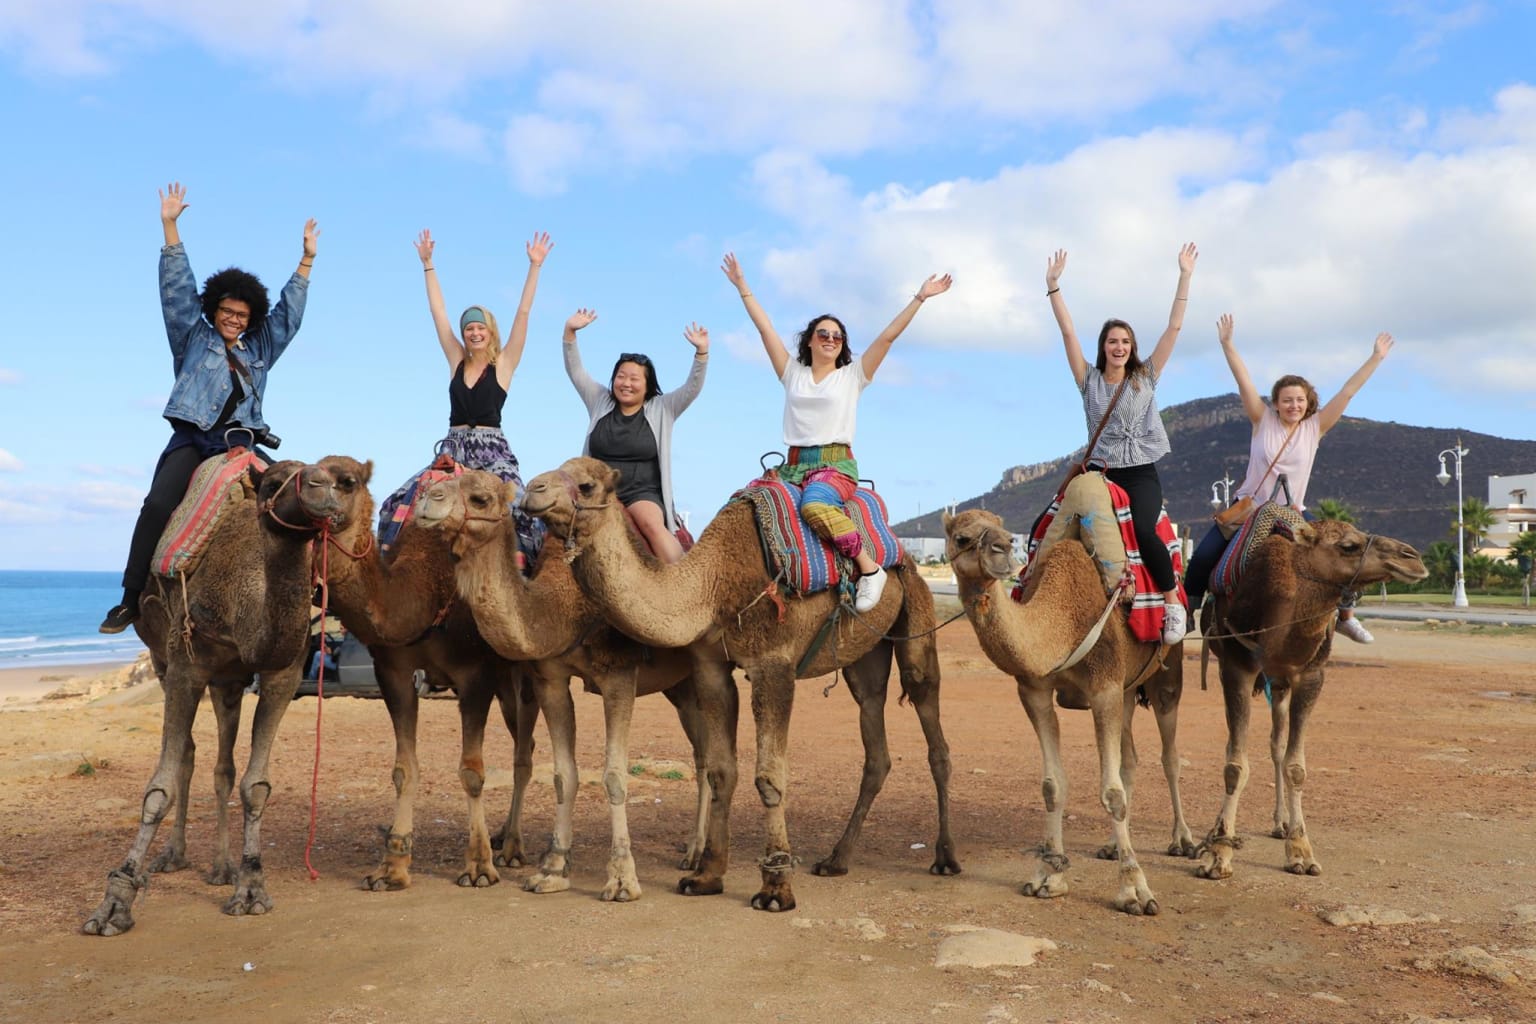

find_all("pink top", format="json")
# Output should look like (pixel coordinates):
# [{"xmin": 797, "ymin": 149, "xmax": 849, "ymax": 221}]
[{"xmin": 1235, "ymin": 408, "xmax": 1322, "ymax": 510}]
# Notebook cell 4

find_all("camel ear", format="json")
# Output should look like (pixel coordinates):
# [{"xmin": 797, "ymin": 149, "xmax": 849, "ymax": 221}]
[
  {"xmin": 359, "ymin": 460, "xmax": 374, "ymax": 486},
  {"xmin": 942, "ymin": 510, "xmax": 954, "ymax": 530},
  {"xmin": 602, "ymin": 464, "xmax": 621, "ymax": 494},
  {"xmin": 503, "ymin": 480, "xmax": 520, "ymax": 508},
  {"xmin": 1295, "ymin": 523, "xmax": 1318, "ymax": 546}
]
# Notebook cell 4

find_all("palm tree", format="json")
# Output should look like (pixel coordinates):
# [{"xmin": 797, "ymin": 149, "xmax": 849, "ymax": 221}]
[
  {"xmin": 1421, "ymin": 540, "xmax": 1457, "ymax": 591},
  {"xmin": 1452, "ymin": 496, "xmax": 1496, "ymax": 552},
  {"xmin": 1510, "ymin": 530, "xmax": 1536, "ymax": 581},
  {"xmin": 1312, "ymin": 498, "xmax": 1357, "ymax": 523}
]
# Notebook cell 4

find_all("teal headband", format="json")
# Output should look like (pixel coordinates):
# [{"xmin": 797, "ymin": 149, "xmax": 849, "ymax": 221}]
[{"xmin": 460, "ymin": 307, "xmax": 488, "ymax": 333}]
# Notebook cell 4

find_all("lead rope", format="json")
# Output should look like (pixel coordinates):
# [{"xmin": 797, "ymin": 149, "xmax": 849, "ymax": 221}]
[{"xmin": 303, "ymin": 525, "xmax": 331, "ymax": 881}]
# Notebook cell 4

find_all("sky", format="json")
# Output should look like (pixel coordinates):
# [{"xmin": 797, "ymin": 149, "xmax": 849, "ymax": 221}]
[{"xmin": 1, "ymin": 1, "xmax": 1534, "ymax": 572}]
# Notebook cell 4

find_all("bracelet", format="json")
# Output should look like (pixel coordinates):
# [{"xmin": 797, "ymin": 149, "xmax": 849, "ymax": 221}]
[
  {"xmin": 914, "ymin": 294, "xmax": 926, "ymax": 303},
  {"xmin": 739, "ymin": 291, "xmax": 753, "ymax": 299},
  {"xmin": 1046, "ymin": 287, "xmax": 1060, "ymax": 296},
  {"xmin": 1174, "ymin": 296, "xmax": 1187, "ymax": 302},
  {"xmin": 424, "ymin": 266, "xmax": 435, "ymax": 273},
  {"xmin": 299, "ymin": 259, "xmax": 314, "ymax": 267}
]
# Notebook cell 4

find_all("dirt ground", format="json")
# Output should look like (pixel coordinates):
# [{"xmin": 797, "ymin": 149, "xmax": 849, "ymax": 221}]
[{"xmin": 2, "ymin": 619, "xmax": 1535, "ymax": 1024}]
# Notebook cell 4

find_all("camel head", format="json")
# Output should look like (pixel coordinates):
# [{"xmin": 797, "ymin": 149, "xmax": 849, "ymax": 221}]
[
  {"xmin": 414, "ymin": 471, "xmax": 518, "ymax": 561},
  {"xmin": 315, "ymin": 455, "xmax": 375, "ymax": 537},
  {"xmin": 1292, "ymin": 519, "xmax": 1428, "ymax": 587},
  {"xmin": 943, "ymin": 509, "xmax": 1021, "ymax": 583},
  {"xmin": 250, "ymin": 459, "xmax": 344, "ymax": 534},
  {"xmin": 521, "ymin": 457, "xmax": 620, "ymax": 550}
]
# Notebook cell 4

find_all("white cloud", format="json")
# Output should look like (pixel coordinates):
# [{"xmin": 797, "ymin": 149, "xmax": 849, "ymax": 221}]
[
  {"xmin": 0, "ymin": 448, "xmax": 22, "ymax": 472},
  {"xmin": 0, "ymin": 478, "xmax": 140, "ymax": 522},
  {"xmin": 502, "ymin": 114, "xmax": 593, "ymax": 196}
]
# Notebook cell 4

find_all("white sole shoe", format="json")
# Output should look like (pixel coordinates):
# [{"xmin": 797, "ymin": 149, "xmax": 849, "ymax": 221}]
[
  {"xmin": 854, "ymin": 567, "xmax": 887, "ymax": 613},
  {"xmin": 1161, "ymin": 603, "xmax": 1187, "ymax": 645},
  {"xmin": 1335, "ymin": 617, "xmax": 1374, "ymax": 644}
]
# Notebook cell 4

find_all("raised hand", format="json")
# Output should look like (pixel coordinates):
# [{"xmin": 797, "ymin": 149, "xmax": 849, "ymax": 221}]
[
  {"xmin": 1217, "ymin": 313, "xmax": 1235, "ymax": 347},
  {"xmin": 1178, "ymin": 242, "xmax": 1199, "ymax": 275},
  {"xmin": 303, "ymin": 219, "xmax": 320, "ymax": 258},
  {"xmin": 415, "ymin": 229, "xmax": 434, "ymax": 265},
  {"xmin": 565, "ymin": 308, "xmax": 598, "ymax": 333},
  {"xmin": 159, "ymin": 182, "xmax": 189, "ymax": 222},
  {"xmin": 683, "ymin": 322, "xmax": 709, "ymax": 353},
  {"xmin": 1372, "ymin": 332, "xmax": 1394, "ymax": 360},
  {"xmin": 526, "ymin": 231, "xmax": 553, "ymax": 266},
  {"xmin": 916, "ymin": 273, "xmax": 953, "ymax": 302},
  {"xmin": 1046, "ymin": 249, "xmax": 1067, "ymax": 288},
  {"xmin": 721, "ymin": 252, "xmax": 747, "ymax": 290}
]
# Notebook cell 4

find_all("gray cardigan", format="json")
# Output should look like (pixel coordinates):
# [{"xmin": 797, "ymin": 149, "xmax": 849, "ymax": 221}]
[{"xmin": 564, "ymin": 340, "xmax": 707, "ymax": 532}]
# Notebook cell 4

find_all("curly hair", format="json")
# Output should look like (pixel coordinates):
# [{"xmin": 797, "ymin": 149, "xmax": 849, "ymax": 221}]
[
  {"xmin": 1270, "ymin": 374, "xmax": 1320, "ymax": 418},
  {"xmin": 200, "ymin": 268, "xmax": 270, "ymax": 332},
  {"xmin": 795, "ymin": 314, "xmax": 851, "ymax": 368}
]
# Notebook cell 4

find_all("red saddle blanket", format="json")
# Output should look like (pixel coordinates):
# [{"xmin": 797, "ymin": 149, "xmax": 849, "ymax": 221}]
[{"xmin": 152, "ymin": 447, "xmax": 269, "ymax": 577}]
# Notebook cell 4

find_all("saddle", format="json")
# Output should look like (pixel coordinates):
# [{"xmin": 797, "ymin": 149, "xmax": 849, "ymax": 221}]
[
  {"xmin": 1211, "ymin": 500, "xmax": 1305, "ymax": 597},
  {"xmin": 152, "ymin": 447, "xmax": 269, "ymax": 578},
  {"xmin": 729, "ymin": 476, "xmax": 900, "ymax": 597},
  {"xmin": 379, "ymin": 453, "xmax": 463, "ymax": 554}
]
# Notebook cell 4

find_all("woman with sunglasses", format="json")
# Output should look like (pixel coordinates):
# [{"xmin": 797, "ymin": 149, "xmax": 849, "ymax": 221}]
[
  {"xmin": 561, "ymin": 310, "xmax": 709, "ymax": 563},
  {"xmin": 376, "ymin": 229, "xmax": 552, "ymax": 557},
  {"xmin": 722, "ymin": 253, "xmax": 952, "ymax": 613},
  {"xmin": 100, "ymin": 182, "xmax": 318, "ymax": 634},
  {"xmin": 1047, "ymin": 243, "xmax": 1198, "ymax": 644}
]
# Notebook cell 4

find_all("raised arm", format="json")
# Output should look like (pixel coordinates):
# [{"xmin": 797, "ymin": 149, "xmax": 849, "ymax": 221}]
[
  {"xmin": 1216, "ymin": 313, "xmax": 1266, "ymax": 424},
  {"xmin": 160, "ymin": 182, "xmax": 187, "ymax": 247},
  {"xmin": 861, "ymin": 273, "xmax": 952, "ymax": 381},
  {"xmin": 1146, "ymin": 242, "xmax": 1198, "ymax": 377},
  {"xmin": 659, "ymin": 322, "xmax": 710, "ymax": 416},
  {"xmin": 496, "ymin": 231, "xmax": 551, "ymax": 390},
  {"xmin": 1316, "ymin": 333, "xmax": 1393, "ymax": 435},
  {"xmin": 158, "ymin": 183, "xmax": 201, "ymax": 362},
  {"xmin": 1046, "ymin": 249, "xmax": 1088, "ymax": 388},
  {"xmin": 561, "ymin": 308, "xmax": 609, "ymax": 412},
  {"xmin": 416, "ymin": 229, "xmax": 464, "ymax": 372},
  {"xmin": 257, "ymin": 218, "xmax": 318, "ymax": 363},
  {"xmin": 721, "ymin": 252, "xmax": 789, "ymax": 378}
]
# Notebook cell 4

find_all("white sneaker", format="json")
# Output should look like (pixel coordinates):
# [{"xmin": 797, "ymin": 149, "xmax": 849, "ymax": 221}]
[
  {"xmin": 854, "ymin": 567, "xmax": 887, "ymax": 613},
  {"xmin": 1335, "ymin": 616, "xmax": 1374, "ymax": 644},
  {"xmin": 1161, "ymin": 602, "xmax": 1187, "ymax": 645}
]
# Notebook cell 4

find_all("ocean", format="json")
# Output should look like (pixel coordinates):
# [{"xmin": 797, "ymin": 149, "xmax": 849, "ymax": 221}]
[{"xmin": 0, "ymin": 571, "xmax": 146, "ymax": 670}]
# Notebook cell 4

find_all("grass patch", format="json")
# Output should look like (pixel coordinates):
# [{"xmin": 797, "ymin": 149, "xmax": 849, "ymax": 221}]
[{"xmin": 659, "ymin": 769, "xmax": 686, "ymax": 781}]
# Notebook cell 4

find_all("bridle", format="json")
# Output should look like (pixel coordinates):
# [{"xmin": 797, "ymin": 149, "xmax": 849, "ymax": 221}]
[
  {"xmin": 1294, "ymin": 531, "xmax": 1377, "ymax": 597},
  {"xmin": 260, "ymin": 467, "xmax": 332, "ymax": 534}
]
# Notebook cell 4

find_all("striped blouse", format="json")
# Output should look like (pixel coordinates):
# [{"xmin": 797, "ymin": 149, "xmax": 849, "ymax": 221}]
[{"xmin": 1079, "ymin": 366, "xmax": 1170, "ymax": 468}]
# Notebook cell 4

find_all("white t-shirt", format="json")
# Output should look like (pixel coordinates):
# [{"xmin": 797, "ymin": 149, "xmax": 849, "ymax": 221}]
[
  {"xmin": 780, "ymin": 358, "xmax": 869, "ymax": 446},
  {"xmin": 1235, "ymin": 408, "xmax": 1322, "ymax": 510}
]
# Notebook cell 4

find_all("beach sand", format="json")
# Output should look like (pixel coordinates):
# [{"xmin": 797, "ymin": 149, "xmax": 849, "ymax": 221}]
[{"xmin": 0, "ymin": 659, "xmax": 142, "ymax": 705}]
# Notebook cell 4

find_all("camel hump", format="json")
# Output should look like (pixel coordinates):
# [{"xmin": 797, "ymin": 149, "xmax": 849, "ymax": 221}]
[
  {"xmin": 730, "ymin": 477, "xmax": 901, "ymax": 595},
  {"xmin": 151, "ymin": 448, "xmax": 269, "ymax": 578},
  {"xmin": 1031, "ymin": 472, "xmax": 1127, "ymax": 594},
  {"xmin": 1210, "ymin": 500, "xmax": 1308, "ymax": 597}
]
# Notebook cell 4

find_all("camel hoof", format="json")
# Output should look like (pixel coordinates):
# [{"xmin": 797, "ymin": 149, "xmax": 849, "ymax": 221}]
[
  {"xmin": 82, "ymin": 910, "xmax": 132, "ymax": 937},
  {"xmin": 149, "ymin": 849, "xmax": 190, "ymax": 874},
  {"xmin": 1144, "ymin": 899, "xmax": 1160, "ymax": 916},
  {"xmin": 810, "ymin": 859, "xmax": 848, "ymax": 877},
  {"xmin": 750, "ymin": 890, "xmax": 796, "ymax": 913},
  {"xmin": 1195, "ymin": 862, "xmax": 1232, "ymax": 881},
  {"xmin": 1021, "ymin": 880, "xmax": 1067, "ymax": 899},
  {"xmin": 676, "ymin": 852, "xmax": 703, "ymax": 872},
  {"xmin": 493, "ymin": 850, "xmax": 527, "ymax": 870},
  {"xmin": 929, "ymin": 859, "xmax": 962, "ymax": 877},
  {"xmin": 1168, "ymin": 838, "xmax": 1199, "ymax": 859},
  {"xmin": 677, "ymin": 874, "xmax": 724, "ymax": 897},
  {"xmin": 1286, "ymin": 861, "xmax": 1322, "ymax": 876},
  {"xmin": 601, "ymin": 881, "xmax": 642, "ymax": 903},
  {"xmin": 456, "ymin": 870, "xmax": 498, "ymax": 888},
  {"xmin": 363, "ymin": 872, "xmax": 409, "ymax": 892},
  {"xmin": 222, "ymin": 886, "xmax": 273, "ymax": 917},
  {"xmin": 523, "ymin": 873, "xmax": 571, "ymax": 894},
  {"xmin": 1271, "ymin": 825, "xmax": 1288, "ymax": 839}
]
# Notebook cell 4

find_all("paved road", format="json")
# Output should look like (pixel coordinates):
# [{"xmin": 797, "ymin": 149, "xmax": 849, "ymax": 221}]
[{"xmin": 924, "ymin": 579, "xmax": 1536, "ymax": 627}]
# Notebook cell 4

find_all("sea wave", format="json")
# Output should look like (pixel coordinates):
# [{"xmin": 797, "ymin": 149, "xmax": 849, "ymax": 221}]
[
  {"xmin": 0, "ymin": 634, "xmax": 145, "ymax": 670},
  {"xmin": 0, "ymin": 636, "xmax": 42, "ymax": 647}
]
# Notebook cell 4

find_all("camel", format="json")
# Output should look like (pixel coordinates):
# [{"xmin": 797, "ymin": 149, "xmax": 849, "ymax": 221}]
[
  {"xmin": 411, "ymin": 470, "xmax": 714, "ymax": 901},
  {"xmin": 310, "ymin": 455, "xmax": 542, "ymax": 892},
  {"xmin": 943, "ymin": 508, "xmax": 1190, "ymax": 915},
  {"xmin": 1195, "ymin": 518, "xmax": 1426, "ymax": 881},
  {"xmin": 522, "ymin": 456, "xmax": 956, "ymax": 913},
  {"xmin": 84, "ymin": 459, "xmax": 345, "ymax": 935}
]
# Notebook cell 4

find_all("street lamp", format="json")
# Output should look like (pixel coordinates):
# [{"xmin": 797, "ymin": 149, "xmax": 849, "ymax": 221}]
[
  {"xmin": 1210, "ymin": 471, "xmax": 1236, "ymax": 511},
  {"xmin": 1436, "ymin": 438, "xmax": 1471, "ymax": 608}
]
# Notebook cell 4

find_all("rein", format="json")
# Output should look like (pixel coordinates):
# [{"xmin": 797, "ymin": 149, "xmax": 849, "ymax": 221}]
[{"xmin": 261, "ymin": 468, "xmax": 331, "ymax": 534}]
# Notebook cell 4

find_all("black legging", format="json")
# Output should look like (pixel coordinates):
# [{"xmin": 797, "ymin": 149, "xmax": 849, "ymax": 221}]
[
  {"xmin": 1104, "ymin": 462, "xmax": 1177, "ymax": 593},
  {"xmin": 120, "ymin": 445, "xmax": 209, "ymax": 594}
]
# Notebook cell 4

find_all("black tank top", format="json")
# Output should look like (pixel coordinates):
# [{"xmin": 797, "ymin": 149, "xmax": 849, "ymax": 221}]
[{"xmin": 448, "ymin": 361, "xmax": 507, "ymax": 428}]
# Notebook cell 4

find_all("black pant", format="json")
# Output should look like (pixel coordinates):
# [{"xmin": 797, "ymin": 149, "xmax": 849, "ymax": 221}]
[
  {"xmin": 1105, "ymin": 462, "xmax": 1177, "ymax": 593},
  {"xmin": 120, "ymin": 445, "xmax": 211, "ymax": 593}
]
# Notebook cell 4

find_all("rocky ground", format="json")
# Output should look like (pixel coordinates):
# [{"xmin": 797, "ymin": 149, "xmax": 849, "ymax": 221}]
[{"xmin": 1, "ymin": 620, "xmax": 1534, "ymax": 1024}]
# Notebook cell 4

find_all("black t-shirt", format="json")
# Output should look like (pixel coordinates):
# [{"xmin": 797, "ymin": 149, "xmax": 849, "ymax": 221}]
[{"xmin": 589, "ymin": 406, "xmax": 663, "ymax": 505}]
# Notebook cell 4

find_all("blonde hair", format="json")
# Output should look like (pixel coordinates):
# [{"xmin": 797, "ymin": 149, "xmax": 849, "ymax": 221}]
[{"xmin": 460, "ymin": 305, "xmax": 502, "ymax": 364}]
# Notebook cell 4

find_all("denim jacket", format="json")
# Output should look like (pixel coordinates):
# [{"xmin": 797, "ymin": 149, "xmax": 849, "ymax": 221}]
[{"xmin": 159, "ymin": 242, "xmax": 308, "ymax": 432}]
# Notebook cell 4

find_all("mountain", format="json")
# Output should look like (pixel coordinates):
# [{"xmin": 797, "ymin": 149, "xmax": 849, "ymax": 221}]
[{"xmin": 892, "ymin": 394, "xmax": 1536, "ymax": 551}]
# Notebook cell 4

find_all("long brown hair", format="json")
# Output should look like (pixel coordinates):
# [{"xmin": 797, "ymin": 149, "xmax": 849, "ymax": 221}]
[{"xmin": 1094, "ymin": 318, "xmax": 1149, "ymax": 387}]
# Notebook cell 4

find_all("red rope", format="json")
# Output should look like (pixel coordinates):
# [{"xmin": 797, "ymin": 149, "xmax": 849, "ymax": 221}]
[{"xmin": 303, "ymin": 526, "xmax": 330, "ymax": 881}]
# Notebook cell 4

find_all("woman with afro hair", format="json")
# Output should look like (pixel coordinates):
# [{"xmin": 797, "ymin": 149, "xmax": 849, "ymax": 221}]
[
  {"xmin": 100, "ymin": 182, "xmax": 318, "ymax": 633},
  {"xmin": 721, "ymin": 252, "xmax": 951, "ymax": 613}
]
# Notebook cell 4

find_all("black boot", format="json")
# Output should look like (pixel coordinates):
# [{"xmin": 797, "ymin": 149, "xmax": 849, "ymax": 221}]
[{"xmin": 99, "ymin": 592, "xmax": 140, "ymax": 634}]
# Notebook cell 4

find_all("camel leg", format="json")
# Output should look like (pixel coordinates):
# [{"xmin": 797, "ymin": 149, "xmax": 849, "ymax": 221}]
[
  {"xmin": 1096, "ymin": 690, "xmax": 1140, "ymax": 861},
  {"xmin": 1153, "ymin": 681, "xmax": 1197, "ymax": 857},
  {"xmin": 679, "ymin": 658, "xmax": 738, "ymax": 898},
  {"xmin": 202, "ymin": 680, "xmax": 247, "ymax": 883},
  {"xmin": 492, "ymin": 672, "xmax": 537, "ymax": 869},
  {"xmin": 525, "ymin": 670, "xmax": 576, "ymax": 894},
  {"xmin": 84, "ymin": 664, "xmax": 206, "ymax": 936},
  {"xmin": 812, "ymin": 645, "xmax": 893, "ymax": 877},
  {"xmin": 904, "ymin": 666, "xmax": 959, "ymax": 877},
  {"xmin": 890, "ymin": 571, "xmax": 960, "ymax": 876},
  {"xmin": 1197, "ymin": 653, "xmax": 1257, "ymax": 881},
  {"xmin": 748, "ymin": 667, "xmax": 797, "ymax": 912},
  {"xmin": 147, "ymin": 687, "xmax": 203, "ymax": 876},
  {"xmin": 1017, "ymin": 681, "xmax": 1070, "ymax": 899},
  {"xmin": 599, "ymin": 679, "xmax": 642, "ymax": 902},
  {"xmin": 454, "ymin": 678, "xmax": 499, "ymax": 888},
  {"xmin": 1088, "ymin": 685, "xmax": 1156, "ymax": 915},
  {"xmin": 1281, "ymin": 670, "xmax": 1324, "ymax": 876},
  {"xmin": 662, "ymin": 679, "xmax": 713, "ymax": 872},
  {"xmin": 1268, "ymin": 684, "xmax": 1292, "ymax": 838},
  {"xmin": 364, "ymin": 654, "xmax": 420, "ymax": 891},
  {"xmin": 223, "ymin": 669, "xmax": 301, "ymax": 917}
]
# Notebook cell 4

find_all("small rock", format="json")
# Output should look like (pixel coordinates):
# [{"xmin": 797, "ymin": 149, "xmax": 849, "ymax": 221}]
[
  {"xmin": 242, "ymin": 962, "xmax": 255, "ymax": 972},
  {"xmin": 1310, "ymin": 992, "xmax": 1346, "ymax": 1004},
  {"xmin": 1083, "ymin": 979, "xmax": 1114, "ymax": 994},
  {"xmin": 934, "ymin": 929, "xmax": 1056, "ymax": 969},
  {"xmin": 1319, "ymin": 905, "xmax": 1440, "ymax": 927},
  {"xmin": 1415, "ymin": 947, "xmax": 1520, "ymax": 986},
  {"xmin": 910, "ymin": 843, "xmax": 927, "ymax": 850}
]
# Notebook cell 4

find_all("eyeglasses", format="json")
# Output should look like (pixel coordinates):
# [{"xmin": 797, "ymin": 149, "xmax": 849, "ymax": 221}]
[
  {"xmin": 217, "ymin": 305, "xmax": 251, "ymax": 324},
  {"xmin": 814, "ymin": 328, "xmax": 845, "ymax": 342}
]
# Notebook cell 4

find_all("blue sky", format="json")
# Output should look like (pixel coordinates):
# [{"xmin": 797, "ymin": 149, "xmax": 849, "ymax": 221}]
[{"xmin": 2, "ymin": 1, "xmax": 1534, "ymax": 571}]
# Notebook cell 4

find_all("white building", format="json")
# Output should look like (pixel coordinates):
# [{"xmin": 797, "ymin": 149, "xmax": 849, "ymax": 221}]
[{"xmin": 1486, "ymin": 472, "xmax": 1536, "ymax": 553}]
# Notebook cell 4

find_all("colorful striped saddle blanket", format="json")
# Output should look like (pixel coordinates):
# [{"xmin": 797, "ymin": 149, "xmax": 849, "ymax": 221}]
[
  {"xmin": 1017, "ymin": 472, "xmax": 1185, "ymax": 645},
  {"xmin": 1211, "ymin": 501, "xmax": 1305, "ymax": 596},
  {"xmin": 152, "ymin": 447, "xmax": 269, "ymax": 577},
  {"xmin": 380, "ymin": 455, "xmax": 464, "ymax": 555},
  {"xmin": 730, "ymin": 478, "xmax": 901, "ymax": 596}
]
